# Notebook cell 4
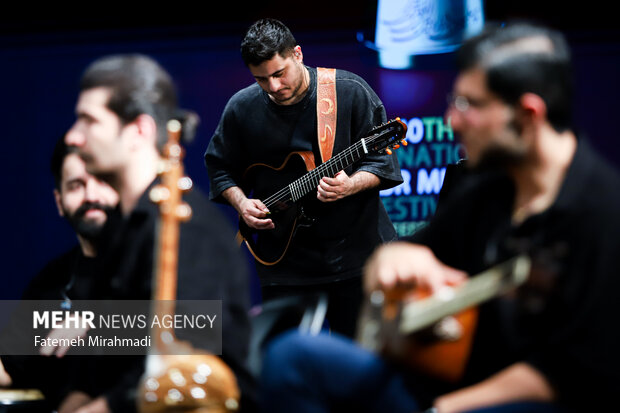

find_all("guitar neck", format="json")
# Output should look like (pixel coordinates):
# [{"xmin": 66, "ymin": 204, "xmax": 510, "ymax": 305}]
[
  {"xmin": 263, "ymin": 139, "xmax": 368, "ymax": 208},
  {"xmin": 292, "ymin": 139, "xmax": 368, "ymax": 201},
  {"xmin": 150, "ymin": 210, "xmax": 179, "ymax": 351},
  {"xmin": 261, "ymin": 118, "xmax": 406, "ymax": 209},
  {"xmin": 148, "ymin": 120, "xmax": 190, "ymax": 353},
  {"xmin": 399, "ymin": 255, "xmax": 531, "ymax": 335}
]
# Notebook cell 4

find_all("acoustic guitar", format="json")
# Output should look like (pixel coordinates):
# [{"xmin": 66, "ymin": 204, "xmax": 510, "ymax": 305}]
[
  {"xmin": 239, "ymin": 118, "xmax": 407, "ymax": 265},
  {"xmin": 356, "ymin": 254, "xmax": 531, "ymax": 382},
  {"xmin": 137, "ymin": 120, "xmax": 240, "ymax": 413}
]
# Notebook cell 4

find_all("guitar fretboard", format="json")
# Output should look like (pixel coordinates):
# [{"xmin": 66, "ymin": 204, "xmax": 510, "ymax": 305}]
[
  {"xmin": 262, "ymin": 139, "xmax": 369, "ymax": 208},
  {"xmin": 259, "ymin": 120, "xmax": 404, "ymax": 209},
  {"xmin": 292, "ymin": 139, "xmax": 369, "ymax": 201}
]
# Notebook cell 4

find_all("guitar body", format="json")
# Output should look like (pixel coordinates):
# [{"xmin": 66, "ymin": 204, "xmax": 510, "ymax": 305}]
[
  {"xmin": 381, "ymin": 305, "xmax": 478, "ymax": 382},
  {"xmin": 237, "ymin": 119, "xmax": 408, "ymax": 265},
  {"xmin": 368, "ymin": 288, "xmax": 478, "ymax": 383},
  {"xmin": 239, "ymin": 151, "xmax": 317, "ymax": 265},
  {"xmin": 356, "ymin": 255, "xmax": 531, "ymax": 383},
  {"xmin": 404, "ymin": 307, "xmax": 478, "ymax": 383}
]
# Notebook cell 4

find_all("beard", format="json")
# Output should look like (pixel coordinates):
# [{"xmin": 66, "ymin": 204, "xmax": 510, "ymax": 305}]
[
  {"xmin": 472, "ymin": 143, "xmax": 528, "ymax": 173},
  {"xmin": 64, "ymin": 201, "xmax": 115, "ymax": 241},
  {"xmin": 470, "ymin": 117, "xmax": 527, "ymax": 173},
  {"xmin": 271, "ymin": 63, "xmax": 307, "ymax": 105}
]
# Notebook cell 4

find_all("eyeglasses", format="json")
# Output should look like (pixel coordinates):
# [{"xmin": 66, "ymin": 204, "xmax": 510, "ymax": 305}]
[{"xmin": 447, "ymin": 93, "xmax": 496, "ymax": 113}]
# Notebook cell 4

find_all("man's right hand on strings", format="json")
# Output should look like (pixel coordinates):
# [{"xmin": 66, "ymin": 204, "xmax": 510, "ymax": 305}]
[
  {"xmin": 223, "ymin": 186, "xmax": 275, "ymax": 230},
  {"xmin": 363, "ymin": 242, "xmax": 467, "ymax": 295},
  {"xmin": 238, "ymin": 198, "xmax": 274, "ymax": 230}
]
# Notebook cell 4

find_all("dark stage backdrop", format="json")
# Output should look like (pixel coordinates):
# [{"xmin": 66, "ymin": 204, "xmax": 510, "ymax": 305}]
[{"xmin": 2, "ymin": 3, "xmax": 619, "ymax": 304}]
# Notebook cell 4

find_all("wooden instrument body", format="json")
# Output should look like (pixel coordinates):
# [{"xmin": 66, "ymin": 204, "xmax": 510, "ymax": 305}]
[
  {"xmin": 357, "ymin": 255, "xmax": 531, "ymax": 383},
  {"xmin": 239, "ymin": 151, "xmax": 317, "ymax": 265},
  {"xmin": 401, "ymin": 308, "xmax": 478, "ymax": 383},
  {"xmin": 379, "ymin": 289, "xmax": 478, "ymax": 382},
  {"xmin": 139, "ymin": 352, "xmax": 239, "ymax": 413},
  {"xmin": 238, "ymin": 118, "xmax": 408, "ymax": 265},
  {"xmin": 137, "ymin": 120, "xmax": 240, "ymax": 412}
]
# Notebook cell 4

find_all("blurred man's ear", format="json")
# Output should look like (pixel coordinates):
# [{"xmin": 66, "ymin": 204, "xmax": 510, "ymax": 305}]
[
  {"xmin": 54, "ymin": 189, "xmax": 65, "ymax": 218},
  {"xmin": 519, "ymin": 93, "xmax": 548, "ymax": 125},
  {"xmin": 128, "ymin": 114, "xmax": 158, "ymax": 150}
]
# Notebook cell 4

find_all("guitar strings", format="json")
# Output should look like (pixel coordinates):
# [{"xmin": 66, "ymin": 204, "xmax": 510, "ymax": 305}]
[
  {"xmin": 262, "ymin": 128, "xmax": 397, "ymax": 207},
  {"xmin": 262, "ymin": 125, "xmax": 400, "ymax": 208},
  {"xmin": 292, "ymin": 141, "xmax": 363, "ymax": 199},
  {"xmin": 262, "ymin": 139, "xmax": 364, "ymax": 207},
  {"xmin": 292, "ymin": 124, "xmax": 403, "ymax": 199},
  {"xmin": 262, "ymin": 140, "xmax": 363, "ymax": 206}
]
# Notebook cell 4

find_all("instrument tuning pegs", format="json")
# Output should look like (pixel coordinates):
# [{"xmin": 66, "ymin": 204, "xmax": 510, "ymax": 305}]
[
  {"xmin": 167, "ymin": 143, "xmax": 183, "ymax": 159},
  {"xmin": 150, "ymin": 185, "xmax": 170, "ymax": 203},
  {"xmin": 167, "ymin": 119, "xmax": 182, "ymax": 133},
  {"xmin": 177, "ymin": 176, "xmax": 193, "ymax": 192},
  {"xmin": 176, "ymin": 202, "xmax": 192, "ymax": 221},
  {"xmin": 157, "ymin": 160, "xmax": 170, "ymax": 175},
  {"xmin": 385, "ymin": 148, "xmax": 393, "ymax": 155},
  {"xmin": 401, "ymin": 139, "xmax": 408, "ymax": 146},
  {"xmin": 393, "ymin": 144, "xmax": 400, "ymax": 149}
]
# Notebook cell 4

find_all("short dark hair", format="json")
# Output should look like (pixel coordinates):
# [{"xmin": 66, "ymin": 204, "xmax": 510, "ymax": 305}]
[
  {"xmin": 457, "ymin": 22, "xmax": 573, "ymax": 132},
  {"xmin": 240, "ymin": 18, "xmax": 297, "ymax": 66},
  {"xmin": 80, "ymin": 54, "xmax": 198, "ymax": 148},
  {"xmin": 50, "ymin": 134, "xmax": 78, "ymax": 190}
]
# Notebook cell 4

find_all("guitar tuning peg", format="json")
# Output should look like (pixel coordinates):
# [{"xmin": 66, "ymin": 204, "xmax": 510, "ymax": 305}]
[
  {"xmin": 149, "ymin": 185, "xmax": 170, "ymax": 203},
  {"xmin": 176, "ymin": 202, "xmax": 192, "ymax": 221},
  {"xmin": 401, "ymin": 139, "xmax": 408, "ymax": 146},
  {"xmin": 177, "ymin": 176, "xmax": 193, "ymax": 192},
  {"xmin": 393, "ymin": 144, "xmax": 400, "ymax": 149},
  {"xmin": 385, "ymin": 148, "xmax": 393, "ymax": 155},
  {"xmin": 168, "ymin": 143, "xmax": 182, "ymax": 158},
  {"xmin": 157, "ymin": 160, "xmax": 170, "ymax": 175}
]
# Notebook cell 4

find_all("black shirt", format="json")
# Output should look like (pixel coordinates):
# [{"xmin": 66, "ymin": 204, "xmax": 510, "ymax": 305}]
[
  {"xmin": 1, "ymin": 246, "xmax": 95, "ymax": 408},
  {"xmin": 409, "ymin": 139, "xmax": 620, "ymax": 411},
  {"xmin": 205, "ymin": 67, "xmax": 403, "ymax": 285},
  {"xmin": 70, "ymin": 181, "xmax": 255, "ymax": 412}
]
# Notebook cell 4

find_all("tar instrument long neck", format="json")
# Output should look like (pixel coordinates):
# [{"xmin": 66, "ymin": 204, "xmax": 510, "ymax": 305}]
[
  {"xmin": 138, "ymin": 120, "xmax": 240, "ymax": 413},
  {"xmin": 149, "ymin": 119, "xmax": 192, "ymax": 349}
]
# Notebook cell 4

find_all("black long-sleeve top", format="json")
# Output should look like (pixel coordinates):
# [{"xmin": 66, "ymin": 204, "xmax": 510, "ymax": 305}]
[
  {"xmin": 408, "ymin": 139, "xmax": 620, "ymax": 411},
  {"xmin": 205, "ymin": 66, "xmax": 403, "ymax": 285}
]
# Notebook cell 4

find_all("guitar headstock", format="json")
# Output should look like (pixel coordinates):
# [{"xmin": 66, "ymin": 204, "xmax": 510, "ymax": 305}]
[
  {"xmin": 365, "ymin": 117, "xmax": 408, "ymax": 156},
  {"xmin": 149, "ymin": 119, "xmax": 193, "ymax": 222}
]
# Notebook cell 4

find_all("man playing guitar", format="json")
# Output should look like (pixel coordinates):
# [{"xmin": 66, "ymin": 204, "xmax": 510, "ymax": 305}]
[{"xmin": 205, "ymin": 18, "xmax": 403, "ymax": 338}]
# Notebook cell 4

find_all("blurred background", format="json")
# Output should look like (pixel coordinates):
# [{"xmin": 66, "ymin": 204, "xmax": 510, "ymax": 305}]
[{"xmin": 2, "ymin": 1, "xmax": 619, "ymax": 304}]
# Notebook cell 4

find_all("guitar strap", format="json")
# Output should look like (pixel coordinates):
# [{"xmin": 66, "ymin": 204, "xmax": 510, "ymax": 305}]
[
  {"xmin": 316, "ymin": 67, "xmax": 337, "ymax": 162},
  {"xmin": 237, "ymin": 68, "xmax": 338, "ymax": 262}
]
